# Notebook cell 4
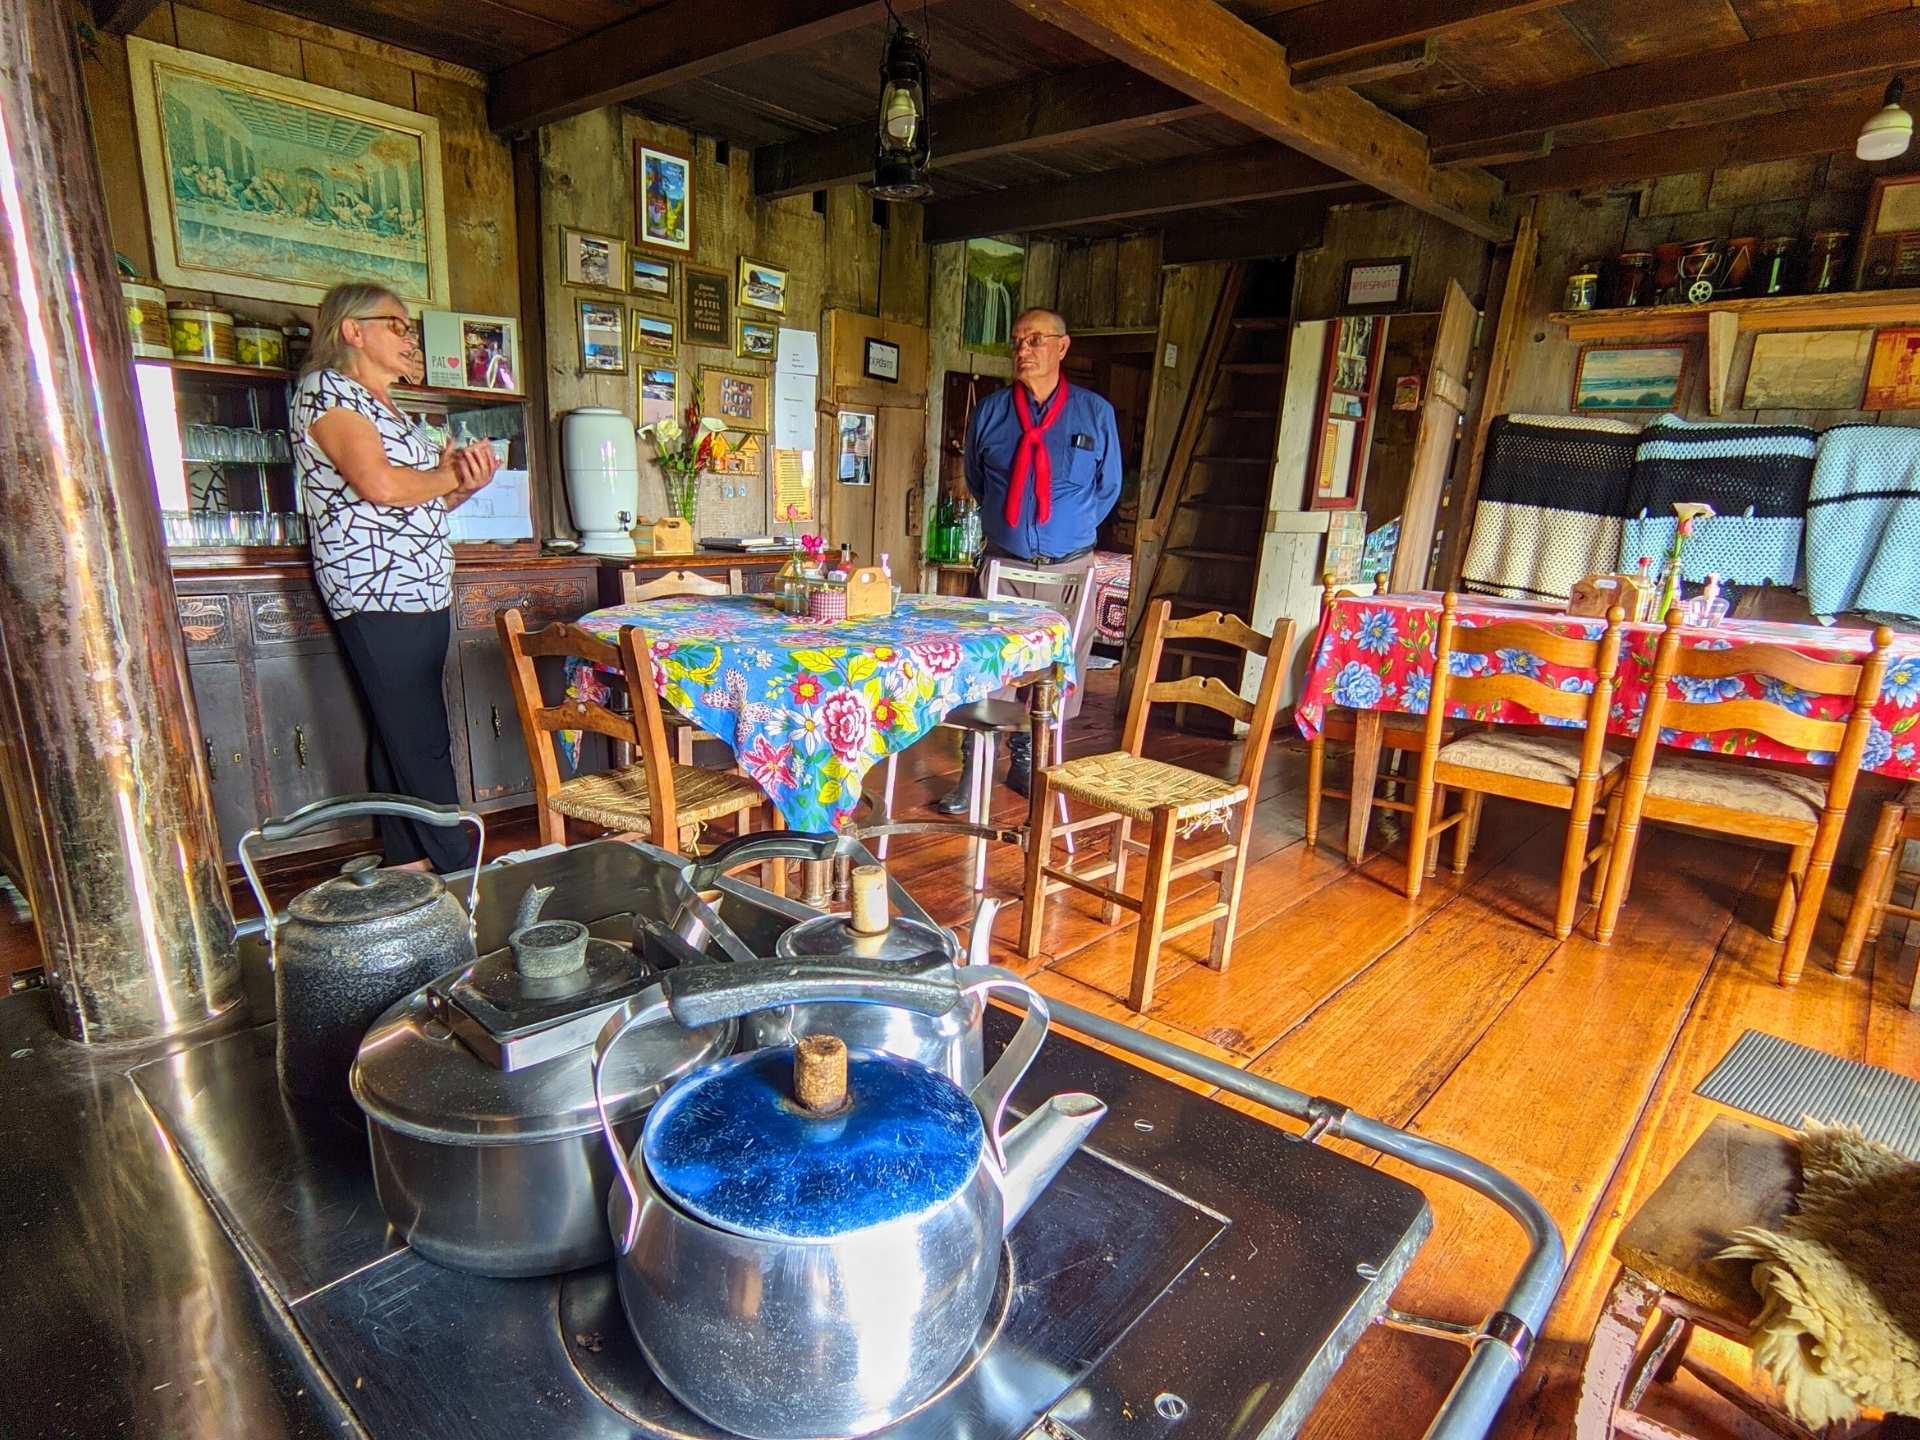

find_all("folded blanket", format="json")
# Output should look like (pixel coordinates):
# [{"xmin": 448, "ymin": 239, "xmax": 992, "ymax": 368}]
[
  {"xmin": 1806, "ymin": 423, "xmax": 1920, "ymax": 620},
  {"xmin": 1460, "ymin": 414, "xmax": 1639, "ymax": 601},
  {"xmin": 1619, "ymin": 414, "xmax": 1815, "ymax": 586}
]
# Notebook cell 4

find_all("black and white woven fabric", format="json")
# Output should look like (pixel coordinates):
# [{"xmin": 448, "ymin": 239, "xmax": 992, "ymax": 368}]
[
  {"xmin": 1459, "ymin": 414, "xmax": 1639, "ymax": 601},
  {"xmin": 292, "ymin": 369, "xmax": 452, "ymax": 619},
  {"xmin": 1618, "ymin": 414, "xmax": 1814, "ymax": 586},
  {"xmin": 1805, "ymin": 423, "xmax": 1920, "ymax": 620}
]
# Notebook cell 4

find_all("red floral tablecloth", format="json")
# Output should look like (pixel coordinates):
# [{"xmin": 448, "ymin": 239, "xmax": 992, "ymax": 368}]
[{"xmin": 1296, "ymin": 592, "xmax": 1920, "ymax": 779}]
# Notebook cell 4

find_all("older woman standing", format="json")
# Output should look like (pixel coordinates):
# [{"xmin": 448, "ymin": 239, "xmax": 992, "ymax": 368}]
[{"xmin": 293, "ymin": 283, "xmax": 499, "ymax": 872}]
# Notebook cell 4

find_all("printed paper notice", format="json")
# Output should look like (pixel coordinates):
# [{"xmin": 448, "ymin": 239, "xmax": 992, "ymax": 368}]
[
  {"xmin": 773, "ymin": 447, "xmax": 814, "ymax": 521},
  {"xmin": 776, "ymin": 327, "xmax": 819, "ymax": 378}
]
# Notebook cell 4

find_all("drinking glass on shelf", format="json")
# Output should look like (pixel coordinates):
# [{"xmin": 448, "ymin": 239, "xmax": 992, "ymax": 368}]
[{"xmin": 270, "ymin": 431, "xmax": 292, "ymax": 463}]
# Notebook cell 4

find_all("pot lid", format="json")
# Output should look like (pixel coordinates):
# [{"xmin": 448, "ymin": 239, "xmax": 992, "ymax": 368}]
[
  {"xmin": 350, "ymin": 970, "xmax": 729, "ymax": 1145},
  {"xmin": 773, "ymin": 912, "xmax": 956, "ymax": 979},
  {"xmin": 288, "ymin": 856, "xmax": 443, "ymax": 926},
  {"xmin": 641, "ymin": 1045, "xmax": 983, "ymax": 1242}
]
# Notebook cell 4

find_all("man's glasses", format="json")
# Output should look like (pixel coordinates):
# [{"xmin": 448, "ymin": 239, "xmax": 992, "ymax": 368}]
[{"xmin": 1010, "ymin": 333, "xmax": 1065, "ymax": 351}]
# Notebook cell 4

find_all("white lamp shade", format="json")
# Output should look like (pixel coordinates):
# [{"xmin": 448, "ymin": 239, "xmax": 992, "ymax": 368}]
[{"xmin": 1858, "ymin": 101, "xmax": 1913, "ymax": 161}]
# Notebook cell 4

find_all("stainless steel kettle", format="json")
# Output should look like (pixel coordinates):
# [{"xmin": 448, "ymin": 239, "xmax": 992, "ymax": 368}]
[
  {"xmin": 591, "ymin": 959, "xmax": 1105, "ymax": 1440},
  {"xmin": 239, "ymin": 793, "xmax": 483, "ymax": 1102}
]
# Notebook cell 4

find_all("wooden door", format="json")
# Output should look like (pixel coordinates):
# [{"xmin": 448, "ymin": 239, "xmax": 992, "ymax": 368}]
[
  {"xmin": 187, "ymin": 660, "xmax": 262, "ymax": 858},
  {"xmin": 1390, "ymin": 280, "xmax": 1477, "ymax": 593},
  {"xmin": 459, "ymin": 635, "xmax": 534, "ymax": 802},
  {"xmin": 256, "ymin": 648, "xmax": 372, "ymax": 823},
  {"xmin": 870, "ymin": 405, "xmax": 926, "ymax": 581}
]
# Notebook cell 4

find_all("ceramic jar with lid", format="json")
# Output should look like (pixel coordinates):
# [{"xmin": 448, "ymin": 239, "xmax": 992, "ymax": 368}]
[
  {"xmin": 235, "ymin": 322, "xmax": 286, "ymax": 370},
  {"xmin": 1754, "ymin": 236, "xmax": 1796, "ymax": 297},
  {"xmin": 1808, "ymin": 230, "xmax": 1852, "ymax": 293},
  {"xmin": 1564, "ymin": 268, "xmax": 1600, "ymax": 311},
  {"xmin": 168, "ymin": 304, "xmax": 237, "ymax": 364},
  {"xmin": 122, "ymin": 280, "xmax": 172, "ymax": 359}
]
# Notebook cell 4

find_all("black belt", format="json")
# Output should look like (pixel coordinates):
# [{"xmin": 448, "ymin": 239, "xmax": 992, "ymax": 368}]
[{"xmin": 983, "ymin": 543, "xmax": 1093, "ymax": 567}]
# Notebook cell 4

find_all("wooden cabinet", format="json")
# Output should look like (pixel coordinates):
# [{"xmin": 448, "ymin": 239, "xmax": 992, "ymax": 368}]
[
  {"xmin": 457, "ymin": 634, "xmax": 534, "ymax": 802},
  {"xmin": 185, "ymin": 659, "xmax": 261, "ymax": 853}
]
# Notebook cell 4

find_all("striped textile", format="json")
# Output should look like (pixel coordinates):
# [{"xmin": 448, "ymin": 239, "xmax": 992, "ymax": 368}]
[
  {"xmin": 1460, "ymin": 414, "xmax": 1639, "ymax": 602},
  {"xmin": 1805, "ymin": 423, "xmax": 1920, "ymax": 620},
  {"xmin": 1698, "ymin": 1029, "xmax": 1920, "ymax": 1161},
  {"xmin": 1618, "ymin": 414, "xmax": 1815, "ymax": 586}
]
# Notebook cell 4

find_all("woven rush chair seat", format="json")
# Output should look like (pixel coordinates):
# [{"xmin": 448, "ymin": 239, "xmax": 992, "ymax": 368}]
[
  {"xmin": 1636, "ymin": 754, "xmax": 1827, "ymax": 822},
  {"xmin": 1438, "ymin": 731, "xmax": 1626, "ymax": 788},
  {"xmin": 549, "ymin": 761, "xmax": 765, "ymax": 833},
  {"xmin": 1048, "ymin": 751, "xmax": 1247, "ymax": 825}
]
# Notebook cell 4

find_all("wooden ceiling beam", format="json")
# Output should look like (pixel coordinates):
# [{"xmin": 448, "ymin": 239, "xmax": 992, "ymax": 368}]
[
  {"xmin": 1496, "ymin": 100, "xmax": 1868, "ymax": 195},
  {"xmin": 1422, "ymin": 9, "xmax": 1920, "ymax": 152},
  {"xmin": 489, "ymin": 0, "xmax": 886, "ymax": 136},
  {"xmin": 1291, "ymin": 38, "xmax": 1436, "ymax": 93},
  {"xmin": 1265, "ymin": 0, "xmax": 1563, "ymax": 67},
  {"xmin": 1158, "ymin": 192, "xmax": 1362, "ymax": 265},
  {"xmin": 923, "ymin": 143, "xmax": 1356, "ymax": 244},
  {"xmin": 1003, "ymin": 0, "xmax": 1508, "ymax": 241},
  {"xmin": 91, "ymin": 0, "xmax": 166, "ymax": 33},
  {"xmin": 754, "ymin": 61, "xmax": 1205, "ymax": 199}
]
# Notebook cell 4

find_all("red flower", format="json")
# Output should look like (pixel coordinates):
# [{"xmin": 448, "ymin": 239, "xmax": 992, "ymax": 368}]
[
  {"xmin": 872, "ymin": 698, "xmax": 900, "ymax": 730},
  {"xmin": 819, "ymin": 688, "xmax": 870, "ymax": 760},
  {"xmin": 790, "ymin": 674, "xmax": 823, "ymax": 705},
  {"xmin": 913, "ymin": 639, "xmax": 962, "ymax": 674}
]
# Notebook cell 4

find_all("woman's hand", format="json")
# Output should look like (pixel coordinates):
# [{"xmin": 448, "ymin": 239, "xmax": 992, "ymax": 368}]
[{"xmin": 446, "ymin": 442, "xmax": 501, "ymax": 510}]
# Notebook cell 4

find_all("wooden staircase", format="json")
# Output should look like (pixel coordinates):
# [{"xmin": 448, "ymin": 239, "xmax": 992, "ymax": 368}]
[{"xmin": 1129, "ymin": 258, "xmax": 1295, "ymax": 729}]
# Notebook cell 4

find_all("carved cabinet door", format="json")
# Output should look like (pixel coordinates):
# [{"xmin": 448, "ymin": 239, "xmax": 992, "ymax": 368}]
[
  {"xmin": 255, "ymin": 649, "xmax": 372, "ymax": 822},
  {"xmin": 186, "ymin": 660, "xmax": 263, "ymax": 859}
]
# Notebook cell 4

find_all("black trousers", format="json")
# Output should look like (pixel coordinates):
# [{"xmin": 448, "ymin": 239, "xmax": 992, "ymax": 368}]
[{"xmin": 333, "ymin": 608, "xmax": 472, "ymax": 873}]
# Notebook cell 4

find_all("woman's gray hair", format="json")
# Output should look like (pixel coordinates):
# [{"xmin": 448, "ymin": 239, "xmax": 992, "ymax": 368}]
[{"xmin": 302, "ymin": 283, "xmax": 405, "ymax": 378}]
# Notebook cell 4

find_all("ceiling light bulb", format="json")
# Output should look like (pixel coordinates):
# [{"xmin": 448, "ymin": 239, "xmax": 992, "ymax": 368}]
[{"xmin": 1859, "ymin": 78, "xmax": 1913, "ymax": 161}]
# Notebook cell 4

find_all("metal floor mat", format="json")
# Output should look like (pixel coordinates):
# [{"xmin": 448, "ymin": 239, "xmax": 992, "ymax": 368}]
[{"xmin": 1697, "ymin": 1029, "xmax": 1920, "ymax": 1161}]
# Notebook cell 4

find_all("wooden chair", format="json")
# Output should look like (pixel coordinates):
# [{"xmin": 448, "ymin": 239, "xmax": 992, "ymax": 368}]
[
  {"xmin": 1019, "ymin": 598, "xmax": 1295, "ymax": 1011},
  {"xmin": 1836, "ymin": 782, "xmax": 1920, "ymax": 1005},
  {"xmin": 1404, "ymin": 595, "xmax": 1627, "ymax": 939},
  {"xmin": 1304, "ymin": 572, "xmax": 1462, "ymax": 852},
  {"xmin": 1594, "ymin": 612, "xmax": 1893, "ymax": 985},
  {"xmin": 616, "ymin": 566, "xmax": 741, "ymax": 764},
  {"xmin": 495, "ymin": 607, "xmax": 781, "ymax": 892}
]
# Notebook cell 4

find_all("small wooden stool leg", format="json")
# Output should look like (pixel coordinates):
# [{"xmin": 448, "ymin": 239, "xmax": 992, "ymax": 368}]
[
  {"xmin": 1305, "ymin": 736, "xmax": 1325, "ymax": 849},
  {"xmin": 1576, "ymin": 1267, "xmax": 1663, "ymax": 1440},
  {"xmin": 1018, "ymin": 771, "xmax": 1058, "ymax": 960},
  {"xmin": 1772, "ymin": 844, "xmax": 1810, "ymax": 942},
  {"xmin": 1128, "ymin": 808, "xmax": 1178, "ymax": 1011},
  {"xmin": 1837, "ymin": 801, "xmax": 1902, "ymax": 976}
]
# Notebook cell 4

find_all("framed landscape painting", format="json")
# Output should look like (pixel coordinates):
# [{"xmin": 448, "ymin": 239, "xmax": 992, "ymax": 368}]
[
  {"xmin": 636, "ymin": 143, "xmax": 693, "ymax": 253},
  {"xmin": 126, "ymin": 38, "xmax": 450, "ymax": 310},
  {"xmin": 1572, "ymin": 344, "xmax": 1690, "ymax": 413}
]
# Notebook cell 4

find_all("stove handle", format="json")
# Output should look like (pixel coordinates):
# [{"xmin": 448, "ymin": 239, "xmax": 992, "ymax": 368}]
[{"xmin": 662, "ymin": 959, "xmax": 963, "ymax": 1030}]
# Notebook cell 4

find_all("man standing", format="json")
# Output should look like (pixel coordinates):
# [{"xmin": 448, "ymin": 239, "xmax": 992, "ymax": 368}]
[{"xmin": 936, "ymin": 307, "xmax": 1122, "ymax": 810}]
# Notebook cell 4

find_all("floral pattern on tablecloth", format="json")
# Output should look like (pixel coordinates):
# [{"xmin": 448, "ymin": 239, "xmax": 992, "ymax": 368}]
[
  {"xmin": 567, "ymin": 593, "xmax": 1078, "ymax": 832},
  {"xmin": 1296, "ymin": 592, "xmax": 1920, "ymax": 780}
]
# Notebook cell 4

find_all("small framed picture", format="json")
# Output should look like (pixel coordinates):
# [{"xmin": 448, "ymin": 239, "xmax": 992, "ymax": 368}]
[
  {"xmin": 699, "ymin": 366, "xmax": 768, "ymax": 432},
  {"xmin": 863, "ymin": 337, "xmax": 901, "ymax": 383},
  {"xmin": 737, "ymin": 318, "xmax": 776, "ymax": 360},
  {"xmin": 638, "ymin": 365, "xmax": 679, "ymax": 427},
  {"xmin": 577, "ymin": 298, "xmax": 627, "ymax": 373},
  {"xmin": 562, "ymin": 227, "xmax": 626, "ymax": 292},
  {"xmin": 630, "ymin": 254, "xmax": 675, "ymax": 303},
  {"xmin": 420, "ymin": 311, "xmax": 520, "ymax": 393},
  {"xmin": 635, "ymin": 142, "xmax": 694, "ymax": 254},
  {"xmin": 633, "ymin": 310, "xmax": 676, "ymax": 356},
  {"xmin": 683, "ymin": 266, "xmax": 730, "ymax": 348},
  {"xmin": 1571, "ymin": 343, "xmax": 1690, "ymax": 413},
  {"xmin": 737, "ymin": 256, "xmax": 788, "ymax": 314},
  {"xmin": 1342, "ymin": 256, "xmax": 1410, "ymax": 314}
]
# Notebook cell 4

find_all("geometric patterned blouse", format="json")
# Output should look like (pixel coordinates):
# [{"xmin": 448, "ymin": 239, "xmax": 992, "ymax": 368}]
[{"xmin": 292, "ymin": 368, "xmax": 451, "ymax": 618}]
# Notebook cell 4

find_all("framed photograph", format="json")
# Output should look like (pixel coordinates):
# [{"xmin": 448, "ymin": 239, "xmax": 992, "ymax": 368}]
[
  {"xmin": 1743, "ymin": 330, "xmax": 1871, "ymax": 409},
  {"xmin": 421, "ymin": 311, "xmax": 521, "ymax": 393},
  {"xmin": 630, "ymin": 254, "xmax": 675, "ymax": 303},
  {"xmin": 125, "ymin": 38, "xmax": 450, "ymax": 310},
  {"xmin": 737, "ymin": 256, "xmax": 788, "ymax": 314},
  {"xmin": 638, "ymin": 366, "xmax": 679, "ymax": 427},
  {"xmin": 836, "ymin": 410, "xmax": 877, "ymax": 486},
  {"xmin": 699, "ymin": 366, "xmax": 768, "ymax": 432},
  {"xmin": 863, "ymin": 337, "xmax": 901, "ymax": 383},
  {"xmin": 578, "ymin": 299, "xmax": 627, "ymax": 373},
  {"xmin": 1342, "ymin": 257, "xmax": 1411, "ymax": 314},
  {"xmin": 562, "ymin": 227, "xmax": 626, "ymax": 292},
  {"xmin": 684, "ymin": 266, "xmax": 730, "ymax": 348},
  {"xmin": 1864, "ymin": 327, "xmax": 1920, "ymax": 409},
  {"xmin": 1571, "ymin": 343, "xmax": 1690, "ymax": 413},
  {"xmin": 737, "ymin": 318, "xmax": 776, "ymax": 360},
  {"xmin": 635, "ymin": 143, "xmax": 693, "ymax": 254},
  {"xmin": 632, "ymin": 311, "xmax": 676, "ymax": 357},
  {"xmin": 963, "ymin": 237, "xmax": 1024, "ymax": 356}
]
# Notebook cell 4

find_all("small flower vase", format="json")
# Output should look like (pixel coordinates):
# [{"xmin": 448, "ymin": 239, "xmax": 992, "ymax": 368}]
[{"xmin": 664, "ymin": 469, "xmax": 699, "ymax": 529}]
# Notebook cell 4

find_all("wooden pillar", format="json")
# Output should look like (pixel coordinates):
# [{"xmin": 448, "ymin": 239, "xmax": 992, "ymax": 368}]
[{"xmin": 0, "ymin": 0, "xmax": 240, "ymax": 1041}]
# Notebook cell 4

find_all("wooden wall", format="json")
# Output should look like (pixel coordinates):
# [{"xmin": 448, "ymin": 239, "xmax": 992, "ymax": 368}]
[
  {"xmin": 82, "ymin": 0, "xmax": 518, "ymax": 330},
  {"xmin": 1295, "ymin": 203, "xmax": 1491, "ymax": 322},
  {"xmin": 1503, "ymin": 156, "xmax": 1895, "ymax": 426}
]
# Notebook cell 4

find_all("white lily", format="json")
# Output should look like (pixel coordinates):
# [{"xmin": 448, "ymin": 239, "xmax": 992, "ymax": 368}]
[{"xmin": 698, "ymin": 415, "xmax": 726, "ymax": 434}]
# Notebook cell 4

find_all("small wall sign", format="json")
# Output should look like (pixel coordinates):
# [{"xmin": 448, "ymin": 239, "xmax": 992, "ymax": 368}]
[
  {"xmin": 863, "ymin": 337, "xmax": 901, "ymax": 383},
  {"xmin": 1342, "ymin": 257, "xmax": 1411, "ymax": 314},
  {"xmin": 683, "ymin": 266, "xmax": 730, "ymax": 348}
]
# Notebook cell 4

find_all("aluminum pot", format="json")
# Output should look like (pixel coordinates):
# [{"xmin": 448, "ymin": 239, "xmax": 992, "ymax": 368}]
[
  {"xmin": 592, "ymin": 961, "xmax": 1106, "ymax": 1440},
  {"xmin": 351, "ymin": 878, "xmax": 732, "ymax": 1277},
  {"xmin": 239, "ymin": 794, "xmax": 484, "ymax": 1103}
]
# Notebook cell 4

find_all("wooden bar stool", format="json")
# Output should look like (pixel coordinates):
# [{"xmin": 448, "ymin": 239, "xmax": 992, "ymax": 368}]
[
  {"xmin": 1575, "ymin": 1116, "xmax": 1810, "ymax": 1440},
  {"xmin": 1836, "ymin": 781, "xmax": 1920, "ymax": 1006}
]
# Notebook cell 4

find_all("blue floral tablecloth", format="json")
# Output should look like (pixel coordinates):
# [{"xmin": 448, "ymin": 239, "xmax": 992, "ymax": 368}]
[{"xmin": 568, "ymin": 593, "xmax": 1078, "ymax": 832}]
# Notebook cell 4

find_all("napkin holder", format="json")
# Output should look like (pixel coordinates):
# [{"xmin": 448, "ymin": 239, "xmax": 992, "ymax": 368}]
[
  {"xmin": 1567, "ymin": 572, "xmax": 1651, "ymax": 622},
  {"xmin": 843, "ymin": 566, "xmax": 894, "ymax": 619},
  {"xmin": 632, "ymin": 516, "xmax": 695, "ymax": 557}
]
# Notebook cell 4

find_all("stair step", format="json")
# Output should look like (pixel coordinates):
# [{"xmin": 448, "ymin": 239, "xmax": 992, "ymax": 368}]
[
  {"xmin": 1192, "ymin": 453, "xmax": 1268, "ymax": 465},
  {"xmin": 1179, "ymin": 499, "xmax": 1263, "ymax": 512},
  {"xmin": 1230, "ymin": 316, "xmax": 1290, "ymax": 331},
  {"xmin": 1206, "ymin": 407, "xmax": 1273, "ymax": 418},
  {"xmin": 1166, "ymin": 547, "xmax": 1256, "ymax": 562},
  {"xmin": 1218, "ymin": 362, "xmax": 1288, "ymax": 374}
]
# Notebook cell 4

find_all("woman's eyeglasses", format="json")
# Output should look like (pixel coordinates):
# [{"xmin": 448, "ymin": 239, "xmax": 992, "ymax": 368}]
[{"xmin": 359, "ymin": 315, "xmax": 415, "ymax": 339}]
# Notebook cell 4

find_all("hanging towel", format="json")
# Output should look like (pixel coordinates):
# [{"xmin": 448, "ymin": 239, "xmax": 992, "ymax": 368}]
[
  {"xmin": 1460, "ymin": 414, "xmax": 1639, "ymax": 601},
  {"xmin": 1619, "ymin": 414, "xmax": 1815, "ymax": 586},
  {"xmin": 1805, "ymin": 423, "xmax": 1920, "ymax": 620}
]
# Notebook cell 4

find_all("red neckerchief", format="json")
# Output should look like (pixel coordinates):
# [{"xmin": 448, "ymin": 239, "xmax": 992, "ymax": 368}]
[{"xmin": 1005, "ymin": 380, "xmax": 1071, "ymax": 528}]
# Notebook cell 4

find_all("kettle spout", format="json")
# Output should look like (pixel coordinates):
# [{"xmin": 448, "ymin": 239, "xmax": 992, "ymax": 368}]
[{"xmin": 996, "ymin": 1092, "xmax": 1105, "ymax": 1235}]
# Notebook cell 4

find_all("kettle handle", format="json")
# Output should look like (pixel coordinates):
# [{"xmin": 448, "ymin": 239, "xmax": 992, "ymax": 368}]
[
  {"xmin": 236, "ymin": 793, "xmax": 486, "ymax": 960},
  {"xmin": 591, "ymin": 989, "xmax": 674, "ymax": 1256}
]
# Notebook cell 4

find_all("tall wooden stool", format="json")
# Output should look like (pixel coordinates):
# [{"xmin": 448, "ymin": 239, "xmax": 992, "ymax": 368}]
[
  {"xmin": 1836, "ymin": 782, "xmax": 1920, "ymax": 1006},
  {"xmin": 1576, "ymin": 1116, "xmax": 1811, "ymax": 1440}
]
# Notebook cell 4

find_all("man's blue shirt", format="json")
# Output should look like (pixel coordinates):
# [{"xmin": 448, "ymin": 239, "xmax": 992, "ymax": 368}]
[{"xmin": 964, "ymin": 382, "xmax": 1123, "ymax": 559}]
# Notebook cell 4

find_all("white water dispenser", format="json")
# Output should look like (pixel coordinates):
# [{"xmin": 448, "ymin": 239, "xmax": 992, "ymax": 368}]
[{"xmin": 562, "ymin": 407, "xmax": 639, "ymax": 557}]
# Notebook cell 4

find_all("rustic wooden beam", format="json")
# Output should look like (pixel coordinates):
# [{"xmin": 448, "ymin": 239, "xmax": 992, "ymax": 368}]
[
  {"xmin": 924, "ymin": 143, "xmax": 1354, "ymax": 244},
  {"xmin": 1423, "ymin": 10, "xmax": 1920, "ymax": 152},
  {"xmin": 1005, "ymin": 0, "xmax": 1508, "ymax": 241},
  {"xmin": 1268, "ymin": 0, "xmax": 1562, "ymax": 66},
  {"xmin": 1292, "ymin": 38, "xmax": 1435, "ymax": 93},
  {"xmin": 753, "ymin": 61, "xmax": 1205, "ymax": 199},
  {"xmin": 489, "ymin": 0, "xmax": 885, "ymax": 136},
  {"xmin": 1496, "ymin": 100, "xmax": 1868, "ymax": 195},
  {"xmin": 90, "ymin": 0, "xmax": 165, "ymax": 33}
]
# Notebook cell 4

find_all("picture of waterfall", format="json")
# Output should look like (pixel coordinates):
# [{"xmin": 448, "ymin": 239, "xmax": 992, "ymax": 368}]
[{"xmin": 963, "ymin": 237, "xmax": 1024, "ymax": 357}]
